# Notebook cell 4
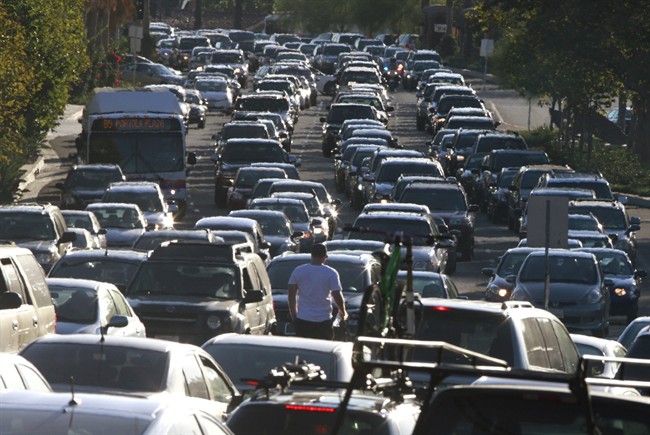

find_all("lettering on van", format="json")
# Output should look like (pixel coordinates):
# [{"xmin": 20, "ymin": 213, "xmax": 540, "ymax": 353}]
[{"xmin": 92, "ymin": 117, "xmax": 182, "ymax": 131}]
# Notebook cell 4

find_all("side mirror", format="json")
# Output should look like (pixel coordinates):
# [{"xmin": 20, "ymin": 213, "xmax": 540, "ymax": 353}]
[
  {"xmin": 634, "ymin": 269, "xmax": 647, "ymax": 279},
  {"xmin": 187, "ymin": 152, "xmax": 197, "ymax": 165},
  {"xmin": 320, "ymin": 117, "xmax": 327, "ymax": 123},
  {"xmin": 630, "ymin": 216, "xmax": 641, "ymax": 225},
  {"xmin": 386, "ymin": 106, "xmax": 395, "ymax": 112},
  {"xmin": 100, "ymin": 315, "xmax": 129, "ymax": 336},
  {"xmin": 363, "ymin": 174, "xmax": 374, "ymax": 182},
  {"xmin": 243, "ymin": 289, "xmax": 264, "ymax": 303},
  {"xmin": 211, "ymin": 133, "xmax": 221, "ymax": 140},
  {"xmin": 98, "ymin": 228, "xmax": 107, "ymax": 235},
  {"xmin": 0, "ymin": 291, "xmax": 23, "ymax": 309},
  {"xmin": 210, "ymin": 153, "xmax": 220, "ymax": 162},
  {"xmin": 167, "ymin": 202, "xmax": 179, "ymax": 214},
  {"xmin": 468, "ymin": 204, "xmax": 479, "ymax": 213},
  {"xmin": 505, "ymin": 275, "xmax": 516, "ymax": 283},
  {"xmin": 617, "ymin": 194, "xmax": 628, "ymax": 204},
  {"xmin": 291, "ymin": 231, "xmax": 304, "ymax": 240},
  {"xmin": 628, "ymin": 224, "xmax": 641, "ymax": 233},
  {"xmin": 331, "ymin": 198, "xmax": 342, "ymax": 208},
  {"xmin": 58, "ymin": 231, "xmax": 77, "ymax": 245},
  {"xmin": 415, "ymin": 92, "xmax": 423, "ymax": 98},
  {"xmin": 604, "ymin": 278, "xmax": 614, "ymax": 286},
  {"xmin": 261, "ymin": 241, "xmax": 272, "ymax": 250},
  {"xmin": 55, "ymin": 182, "xmax": 65, "ymax": 190}
]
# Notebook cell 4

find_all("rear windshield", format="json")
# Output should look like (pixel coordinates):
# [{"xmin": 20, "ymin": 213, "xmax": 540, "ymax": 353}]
[
  {"xmin": 492, "ymin": 153, "xmax": 549, "ymax": 171},
  {"xmin": 475, "ymin": 136, "xmax": 528, "ymax": 153},
  {"xmin": 519, "ymin": 255, "xmax": 598, "ymax": 284},
  {"xmin": 49, "ymin": 259, "xmax": 141, "ymax": 291},
  {"xmin": 21, "ymin": 343, "xmax": 167, "ymax": 392},
  {"xmin": 351, "ymin": 217, "xmax": 433, "ymax": 246},
  {"xmin": 421, "ymin": 392, "xmax": 650, "ymax": 435},
  {"xmin": 267, "ymin": 259, "xmax": 368, "ymax": 293},
  {"xmin": 399, "ymin": 188, "xmax": 467, "ymax": 212}
]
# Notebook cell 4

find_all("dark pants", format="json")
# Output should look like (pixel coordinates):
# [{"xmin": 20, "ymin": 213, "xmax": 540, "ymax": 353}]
[{"xmin": 294, "ymin": 318, "xmax": 333, "ymax": 340}]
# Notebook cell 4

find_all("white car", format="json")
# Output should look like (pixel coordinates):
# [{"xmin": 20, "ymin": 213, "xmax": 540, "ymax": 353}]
[
  {"xmin": 47, "ymin": 277, "xmax": 146, "ymax": 337},
  {"xmin": 85, "ymin": 203, "xmax": 147, "ymax": 248},
  {"xmin": 194, "ymin": 77, "xmax": 234, "ymax": 112},
  {"xmin": 0, "ymin": 391, "xmax": 234, "ymax": 435}
]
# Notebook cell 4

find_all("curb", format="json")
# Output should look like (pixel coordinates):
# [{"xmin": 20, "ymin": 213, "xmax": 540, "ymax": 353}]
[
  {"xmin": 622, "ymin": 194, "xmax": 650, "ymax": 209},
  {"xmin": 16, "ymin": 155, "xmax": 45, "ymax": 201}
]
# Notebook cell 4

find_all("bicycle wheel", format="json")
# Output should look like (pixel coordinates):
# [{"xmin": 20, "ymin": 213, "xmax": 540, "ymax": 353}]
[{"xmin": 356, "ymin": 284, "xmax": 385, "ymax": 338}]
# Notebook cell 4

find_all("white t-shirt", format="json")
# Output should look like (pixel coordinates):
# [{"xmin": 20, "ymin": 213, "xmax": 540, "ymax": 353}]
[{"xmin": 288, "ymin": 263, "xmax": 343, "ymax": 322}]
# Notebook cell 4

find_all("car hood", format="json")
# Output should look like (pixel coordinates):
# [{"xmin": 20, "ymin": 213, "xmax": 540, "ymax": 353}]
[
  {"xmin": 603, "ymin": 275, "xmax": 636, "ymax": 288},
  {"xmin": 105, "ymin": 228, "xmax": 145, "ymax": 246},
  {"xmin": 517, "ymin": 281, "xmax": 598, "ymax": 303},
  {"xmin": 15, "ymin": 240, "xmax": 56, "ymax": 252}
]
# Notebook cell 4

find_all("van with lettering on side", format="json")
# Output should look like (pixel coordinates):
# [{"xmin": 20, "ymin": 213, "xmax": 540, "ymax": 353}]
[
  {"xmin": 0, "ymin": 244, "xmax": 56, "ymax": 353},
  {"xmin": 76, "ymin": 87, "xmax": 197, "ymax": 217}
]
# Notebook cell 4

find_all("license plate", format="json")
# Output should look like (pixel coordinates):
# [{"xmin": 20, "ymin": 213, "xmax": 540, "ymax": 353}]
[
  {"xmin": 284, "ymin": 323, "xmax": 296, "ymax": 335},
  {"xmin": 548, "ymin": 308, "xmax": 564, "ymax": 319},
  {"xmin": 157, "ymin": 335, "xmax": 180, "ymax": 342}
]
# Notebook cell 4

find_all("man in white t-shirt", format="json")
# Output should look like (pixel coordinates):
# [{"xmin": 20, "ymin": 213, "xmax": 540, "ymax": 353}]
[{"xmin": 288, "ymin": 243, "xmax": 348, "ymax": 340}]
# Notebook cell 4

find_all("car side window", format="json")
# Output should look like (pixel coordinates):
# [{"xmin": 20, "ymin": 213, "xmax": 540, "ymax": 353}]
[
  {"xmin": 550, "ymin": 319, "xmax": 579, "ymax": 373},
  {"xmin": 199, "ymin": 356, "xmax": 232, "ymax": 403},
  {"xmin": 370, "ymin": 262, "xmax": 381, "ymax": 285},
  {"xmin": 250, "ymin": 259, "xmax": 270, "ymax": 294},
  {"xmin": 0, "ymin": 258, "xmax": 28, "ymax": 304},
  {"xmin": 15, "ymin": 254, "xmax": 50, "ymax": 307},
  {"xmin": 536, "ymin": 317, "xmax": 565, "ymax": 372},
  {"xmin": 108, "ymin": 289, "xmax": 132, "ymax": 317},
  {"xmin": 183, "ymin": 355, "xmax": 210, "ymax": 400},
  {"xmin": 521, "ymin": 318, "xmax": 550, "ymax": 369},
  {"xmin": 444, "ymin": 276, "xmax": 459, "ymax": 298},
  {"xmin": 101, "ymin": 290, "xmax": 117, "ymax": 324},
  {"xmin": 196, "ymin": 413, "xmax": 227, "ymax": 434},
  {"xmin": 242, "ymin": 266, "xmax": 257, "ymax": 293}
]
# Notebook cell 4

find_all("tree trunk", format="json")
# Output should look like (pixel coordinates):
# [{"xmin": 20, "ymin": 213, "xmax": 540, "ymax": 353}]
[
  {"xmin": 234, "ymin": 0, "xmax": 243, "ymax": 29},
  {"xmin": 194, "ymin": 0, "xmax": 202, "ymax": 29},
  {"xmin": 445, "ymin": 0, "xmax": 453, "ymax": 36}
]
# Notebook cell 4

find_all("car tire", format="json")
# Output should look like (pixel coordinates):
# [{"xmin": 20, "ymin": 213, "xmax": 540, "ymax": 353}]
[
  {"xmin": 446, "ymin": 255, "xmax": 457, "ymax": 275},
  {"xmin": 507, "ymin": 214, "xmax": 515, "ymax": 231},
  {"xmin": 416, "ymin": 117, "xmax": 425, "ymax": 131},
  {"xmin": 198, "ymin": 119, "xmax": 206, "ymax": 129},
  {"xmin": 461, "ymin": 239, "xmax": 474, "ymax": 261},
  {"xmin": 626, "ymin": 305, "xmax": 638, "ymax": 324},
  {"xmin": 214, "ymin": 183, "xmax": 227, "ymax": 207}
]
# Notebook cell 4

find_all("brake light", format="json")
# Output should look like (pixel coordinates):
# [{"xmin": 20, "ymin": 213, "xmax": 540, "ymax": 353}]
[
  {"xmin": 285, "ymin": 404, "xmax": 336, "ymax": 413},
  {"xmin": 246, "ymin": 380, "xmax": 259, "ymax": 386},
  {"xmin": 432, "ymin": 306, "xmax": 452, "ymax": 311},
  {"xmin": 397, "ymin": 64, "xmax": 404, "ymax": 72}
]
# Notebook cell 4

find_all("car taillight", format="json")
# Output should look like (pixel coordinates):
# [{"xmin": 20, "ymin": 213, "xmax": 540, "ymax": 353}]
[
  {"xmin": 285, "ymin": 404, "xmax": 336, "ymax": 413},
  {"xmin": 432, "ymin": 306, "xmax": 452, "ymax": 311}
]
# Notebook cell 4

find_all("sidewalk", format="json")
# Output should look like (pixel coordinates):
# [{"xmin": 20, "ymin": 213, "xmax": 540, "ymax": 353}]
[{"xmin": 16, "ymin": 105, "xmax": 83, "ymax": 201}]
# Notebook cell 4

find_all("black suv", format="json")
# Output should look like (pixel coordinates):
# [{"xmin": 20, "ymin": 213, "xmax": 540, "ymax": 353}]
[
  {"xmin": 0, "ymin": 204, "xmax": 76, "ymax": 272},
  {"xmin": 569, "ymin": 198, "xmax": 641, "ymax": 265},
  {"xmin": 474, "ymin": 149, "xmax": 549, "ymax": 212},
  {"xmin": 398, "ymin": 182, "xmax": 477, "ymax": 261},
  {"xmin": 56, "ymin": 164, "xmax": 125, "ymax": 210},
  {"xmin": 536, "ymin": 171, "xmax": 615, "ymax": 200},
  {"xmin": 211, "ymin": 138, "xmax": 297, "ymax": 206},
  {"xmin": 321, "ymin": 103, "xmax": 380, "ymax": 157},
  {"xmin": 126, "ymin": 241, "xmax": 277, "ymax": 344}
]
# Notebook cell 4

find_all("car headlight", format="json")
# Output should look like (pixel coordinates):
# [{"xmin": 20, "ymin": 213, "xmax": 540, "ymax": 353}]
[
  {"xmin": 614, "ymin": 287, "xmax": 627, "ymax": 297},
  {"xmin": 583, "ymin": 289, "xmax": 603, "ymax": 304},
  {"xmin": 487, "ymin": 285, "xmax": 509, "ymax": 299},
  {"xmin": 35, "ymin": 251, "xmax": 57, "ymax": 265},
  {"xmin": 313, "ymin": 226, "xmax": 325, "ymax": 235},
  {"xmin": 62, "ymin": 194, "xmax": 78, "ymax": 207},
  {"xmin": 230, "ymin": 191, "xmax": 243, "ymax": 200},
  {"xmin": 206, "ymin": 315, "xmax": 222, "ymax": 330}
]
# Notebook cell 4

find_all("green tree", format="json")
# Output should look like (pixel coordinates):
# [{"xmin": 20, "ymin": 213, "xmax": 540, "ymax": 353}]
[{"xmin": 0, "ymin": 1, "xmax": 88, "ymax": 202}]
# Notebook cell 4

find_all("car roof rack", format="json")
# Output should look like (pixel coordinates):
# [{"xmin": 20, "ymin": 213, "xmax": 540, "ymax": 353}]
[{"xmin": 327, "ymin": 336, "xmax": 650, "ymax": 435}]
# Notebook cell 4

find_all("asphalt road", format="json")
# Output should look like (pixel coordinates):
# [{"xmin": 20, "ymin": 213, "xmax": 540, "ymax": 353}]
[{"xmin": 28, "ymin": 79, "xmax": 650, "ymax": 340}]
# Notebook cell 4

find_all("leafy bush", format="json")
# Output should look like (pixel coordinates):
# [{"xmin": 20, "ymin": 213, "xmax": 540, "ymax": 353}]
[{"xmin": 437, "ymin": 34, "xmax": 459, "ymax": 58}]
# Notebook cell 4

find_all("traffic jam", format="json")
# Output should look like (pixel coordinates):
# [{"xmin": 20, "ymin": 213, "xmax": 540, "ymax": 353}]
[{"xmin": 1, "ymin": 25, "xmax": 649, "ymax": 435}]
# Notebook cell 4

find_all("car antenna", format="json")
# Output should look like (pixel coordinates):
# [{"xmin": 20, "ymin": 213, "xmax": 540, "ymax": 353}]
[{"xmin": 68, "ymin": 376, "xmax": 79, "ymax": 406}]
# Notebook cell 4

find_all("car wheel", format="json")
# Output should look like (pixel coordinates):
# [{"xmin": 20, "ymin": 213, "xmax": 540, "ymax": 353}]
[
  {"xmin": 446, "ymin": 255, "xmax": 457, "ymax": 275},
  {"xmin": 416, "ymin": 116, "xmax": 425, "ymax": 131},
  {"xmin": 335, "ymin": 177, "xmax": 345, "ymax": 193},
  {"xmin": 507, "ymin": 214, "xmax": 514, "ymax": 231},
  {"xmin": 214, "ymin": 183, "xmax": 227, "ymax": 207},
  {"xmin": 626, "ymin": 305, "xmax": 638, "ymax": 324},
  {"xmin": 198, "ymin": 119, "xmax": 206, "ymax": 129}
]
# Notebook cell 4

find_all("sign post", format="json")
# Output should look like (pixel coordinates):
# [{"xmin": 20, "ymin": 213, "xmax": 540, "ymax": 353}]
[{"xmin": 129, "ymin": 24, "xmax": 144, "ymax": 85}]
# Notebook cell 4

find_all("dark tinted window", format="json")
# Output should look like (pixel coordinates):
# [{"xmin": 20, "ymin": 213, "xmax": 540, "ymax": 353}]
[
  {"xmin": 21, "ymin": 343, "xmax": 166, "ymax": 392},
  {"xmin": 351, "ymin": 217, "xmax": 435, "ymax": 246},
  {"xmin": 414, "ymin": 309, "xmax": 514, "ymax": 365},
  {"xmin": 267, "ymin": 259, "xmax": 368, "ymax": 293},
  {"xmin": 221, "ymin": 143, "xmax": 284, "ymax": 163},
  {"xmin": 0, "ymin": 213, "xmax": 56, "ymax": 241},
  {"xmin": 49, "ymin": 259, "xmax": 142, "ymax": 291},
  {"xmin": 519, "ymin": 255, "xmax": 597, "ymax": 284},
  {"xmin": 400, "ymin": 188, "xmax": 467, "ymax": 212}
]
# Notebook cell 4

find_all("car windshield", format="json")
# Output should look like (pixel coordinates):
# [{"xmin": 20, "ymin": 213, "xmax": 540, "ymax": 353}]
[
  {"xmin": 50, "ymin": 286, "xmax": 98, "ymax": 324},
  {"xmin": 21, "ymin": 343, "xmax": 167, "ymax": 392},
  {"xmin": 195, "ymin": 80, "xmax": 227, "ymax": 92},
  {"xmin": 212, "ymin": 52, "xmax": 243, "ymax": 63},
  {"xmin": 351, "ymin": 217, "xmax": 433, "ymax": 246},
  {"xmin": 400, "ymin": 188, "xmax": 467, "ymax": 212},
  {"xmin": 252, "ymin": 216, "xmax": 291, "ymax": 236},
  {"xmin": 67, "ymin": 169, "xmax": 121, "ymax": 188},
  {"xmin": 475, "ymin": 137, "xmax": 527, "ymax": 153},
  {"xmin": 328, "ymin": 106, "xmax": 374, "ymax": 123},
  {"xmin": 519, "ymin": 255, "xmax": 598, "ymax": 284},
  {"xmin": 437, "ymin": 98, "xmax": 482, "ymax": 114},
  {"xmin": 376, "ymin": 163, "xmax": 439, "ymax": 183},
  {"xmin": 340, "ymin": 71, "xmax": 380, "ymax": 85},
  {"xmin": 399, "ymin": 274, "xmax": 446, "ymax": 298},
  {"xmin": 129, "ymin": 263, "xmax": 240, "ymax": 299},
  {"xmin": 268, "ymin": 260, "xmax": 369, "ymax": 293},
  {"xmin": 549, "ymin": 181, "xmax": 612, "ymax": 200},
  {"xmin": 221, "ymin": 143, "xmax": 284, "ymax": 163},
  {"xmin": 103, "ymin": 191, "xmax": 163, "ymax": 213},
  {"xmin": 569, "ymin": 217, "xmax": 600, "ymax": 231},
  {"xmin": 592, "ymin": 252, "xmax": 633, "ymax": 276},
  {"xmin": 498, "ymin": 171, "xmax": 516, "ymax": 188},
  {"xmin": 464, "ymin": 154, "xmax": 486, "ymax": 170},
  {"xmin": 236, "ymin": 170, "xmax": 283, "ymax": 188},
  {"xmin": 236, "ymin": 98, "xmax": 290, "ymax": 112},
  {"xmin": 204, "ymin": 344, "xmax": 341, "ymax": 386},
  {"xmin": 496, "ymin": 252, "xmax": 532, "ymax": 277},
  {"xmin": 414, "ymin": 310, "xmax": 514, "ymax": 365},
  {"xmin": 49, "ymin": 259, "xmax": 141, "ymax": 290},
  {"xmin": 0, "ymin": 213, "xmax": 56, "ymax": 240},
  {"xmin": 89, "ymin": 207, "xmax": 143, "ymax": 229},
  {"xmin": 270, "ymin": 184, "xmax": 328, "ymax": 204},
  {"xmin": 569, "ymin": 206, "xmax": 626, "ymax": 230},
  {"xmin": 493, "ymin": 153, "xmax": 548, "ymax": 170},
  {"xmin": 521, "ymin": 170, "xmax": 547, "ymax": 188},
  {"xmin": 250, "ymin": 203, "xmax": 309, "ymax": 223}
]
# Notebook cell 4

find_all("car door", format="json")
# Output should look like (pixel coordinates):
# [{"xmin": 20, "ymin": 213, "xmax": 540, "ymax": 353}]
[
  {"xmin": 249, "ymin": 257, "xmax": 275, "ymax": 334},
  {"xmin": 108, "ymin": 288, "xmax": 146, "ymax": 337},
  {"xmin": 0, "ymin": 257, "xmax": 38, "ymax": 351},
  {"xmin": 241, "ymin": 265, "xmax": 264, "ymax": 334},
  {"xmin": 197, "ymin": 354, "xmax": 237, "ymax": 413},
  {"xmin": 181, "ymin": 353, "xmax": 227, "ymax": 418}
]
